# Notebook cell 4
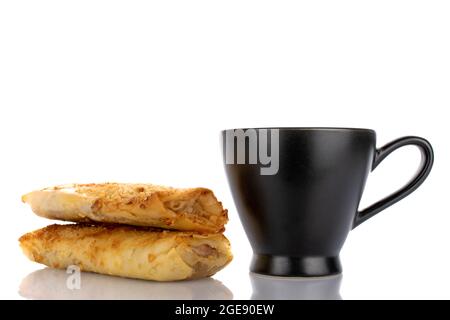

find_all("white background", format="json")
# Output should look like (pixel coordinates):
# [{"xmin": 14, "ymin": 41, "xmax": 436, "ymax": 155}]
[{"xmin": 0, "ymin": 1, "xmax": 449, "ymax": 299}]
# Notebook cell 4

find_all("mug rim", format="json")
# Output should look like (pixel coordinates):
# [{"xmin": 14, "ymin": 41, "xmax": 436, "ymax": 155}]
[{"xmin": 221, "ymin": 127, "xmax": 375, "ymax": 134}]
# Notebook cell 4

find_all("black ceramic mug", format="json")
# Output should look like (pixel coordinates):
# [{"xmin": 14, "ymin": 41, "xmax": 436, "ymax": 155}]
[{"xmin": 222, "ymin": 128, "xmax": 433, "ymax": 277}]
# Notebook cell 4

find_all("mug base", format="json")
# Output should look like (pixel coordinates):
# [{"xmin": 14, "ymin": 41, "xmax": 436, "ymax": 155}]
[{"xmin": 250, "ymin": 254, "xmax": 342, "ymax": 277}]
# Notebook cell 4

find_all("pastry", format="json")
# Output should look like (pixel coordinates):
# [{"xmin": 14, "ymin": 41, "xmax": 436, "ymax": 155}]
[
  {"xmin": 22, "ymin": 183, "xmax": 228, "ymax": 233},
  {"xmin": 19, "ymin": 223, "xmax": 233, "ymax": 281}
]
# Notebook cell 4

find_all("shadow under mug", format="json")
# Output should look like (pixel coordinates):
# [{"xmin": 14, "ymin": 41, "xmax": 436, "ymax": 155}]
[{"xmin": 222, "ymin": 127, "xmax": 433, "ymax": 277}]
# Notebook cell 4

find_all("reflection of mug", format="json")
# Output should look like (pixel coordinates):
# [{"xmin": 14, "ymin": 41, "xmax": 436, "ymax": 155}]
[
  {"xmin": 222, "ymin": 128, "xmax": 433, "ymax": 277},
  {"xmin": 250, "ymin": 273, "xmax": 342, "ymax": 300}
]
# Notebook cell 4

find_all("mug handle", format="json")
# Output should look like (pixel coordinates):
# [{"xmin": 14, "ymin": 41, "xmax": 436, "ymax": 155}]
[{"xmin": 353, "ymin": 136, "xmax": 434, "ymax": 229}]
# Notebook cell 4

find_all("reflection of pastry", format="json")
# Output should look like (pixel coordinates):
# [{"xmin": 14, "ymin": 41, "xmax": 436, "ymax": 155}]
[
  {"xmin": 19, "ymin": 268, "xmax": 233, "ymax": 300},
  {"xmin": 19, "ymin": 223, "xmax": 233, "ymax": 281},
  {"xmin": 22, "ymin": 183, "xmax": 228, "ymax": 233}
]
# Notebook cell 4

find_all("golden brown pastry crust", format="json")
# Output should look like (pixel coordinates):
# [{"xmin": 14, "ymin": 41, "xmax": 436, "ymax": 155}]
[
  {"xmin": 19, "ymin": 223, "xmax": 233, "ymax": 281},
  {"xmin": 22, "ymin": 183, "xmax": 228, "ymax": 233}
]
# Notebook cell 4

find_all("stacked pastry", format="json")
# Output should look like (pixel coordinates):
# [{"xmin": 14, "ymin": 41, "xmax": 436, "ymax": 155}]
[{"xmin": 20, "ymin": 183, "xmax": 232, "ymax": 281}]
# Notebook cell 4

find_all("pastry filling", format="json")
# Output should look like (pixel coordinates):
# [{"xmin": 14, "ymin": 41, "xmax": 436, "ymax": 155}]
[
  {"xmin": 192, "ymin": 244, "xmax": 217, "ymax": 257},
  {"xmin": 164, "ymin": 193, "xmax": 223, "ymax": 221}
]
